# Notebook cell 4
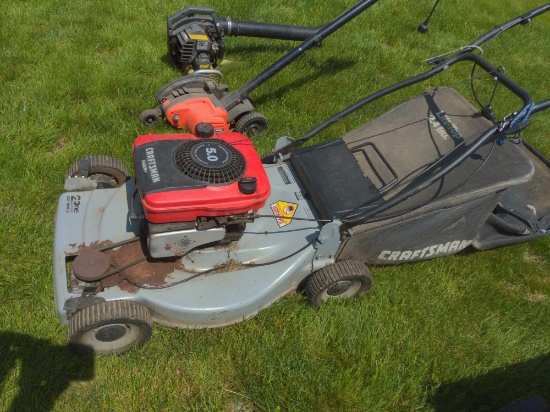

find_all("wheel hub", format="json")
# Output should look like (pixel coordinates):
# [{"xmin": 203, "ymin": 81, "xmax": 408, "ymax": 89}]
[
  {"xmin": 90, "ymin": 173, "xmax": 117, "ymax": 188},
  {"xmin": 326, "ymin": 280, "xmax": 353, "ymax": 296},
  {"xmin": 94, "ymin": 324, "xmax": 129, "ymax": 342},
  {"xmin": 247, "ymin": 125, "xmax": 259, "ymax": 136}
]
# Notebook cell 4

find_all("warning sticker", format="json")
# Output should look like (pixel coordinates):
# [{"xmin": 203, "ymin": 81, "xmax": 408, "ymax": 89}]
[{"xmin": 270, "ymin": 201, "xmax": 298, "ymax": 227}]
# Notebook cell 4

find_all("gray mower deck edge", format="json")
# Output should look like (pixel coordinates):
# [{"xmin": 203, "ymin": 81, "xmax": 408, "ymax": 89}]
[{"xmin": 54, "ymin": 163, "xmax": 329, "ymax": 328}]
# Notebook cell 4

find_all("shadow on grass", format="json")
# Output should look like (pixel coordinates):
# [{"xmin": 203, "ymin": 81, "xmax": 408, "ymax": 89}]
[
  {"xmin": 158, "ymin": 48, "xmax": 356, "ymax": 106},
  {"xmin": 429, "ymin": 353, "xmax": 550, "ymax": 411},
  {"xmin": 0, "ymin": 331, "xmax": 94, "ymax": 412},
  {"xmin": 253, "ymin": 57, "xmax": 357, "ymax": 106}
]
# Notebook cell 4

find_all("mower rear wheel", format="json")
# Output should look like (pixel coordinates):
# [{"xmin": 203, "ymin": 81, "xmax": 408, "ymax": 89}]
[
  {"xmin": 68, "ymin": 300, "xmax": 152, "ymax": 355},
  {"xmin": 66, "ymin": 155, "xmax": 129, "ymax": 188},
  {"xmin": 140, "ymin": 108, "xmax": 161, "ymax": 127},
  {"xmin": 306, "ymin": 260, "xmax": 373, "ymax": 308},
  {"xmin": 235, "ymin": 112, "xmax": 269, "ymax": 137}
]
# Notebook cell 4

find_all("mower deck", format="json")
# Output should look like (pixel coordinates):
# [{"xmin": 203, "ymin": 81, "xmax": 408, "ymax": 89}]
[{"xmin": 54, "ymin": 163, "xmax": 326, "ymax": 328}]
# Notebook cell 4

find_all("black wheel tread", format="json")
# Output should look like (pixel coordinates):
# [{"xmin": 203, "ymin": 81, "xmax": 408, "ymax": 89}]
[
  {"xmin": 235, "ymin": 111, "xmax": 269, "ymax": 135},
  {"xmin": 66, "ymin": 155, "xmax": 129, "ymax": 188},
  {"xmin": 67, "ymin": 300, "xmax": 152, "ymax": 355},
  {"xmin": 140, "ymin": 108, "xmax": 161, "ymax": 127},
  {"xmin": 68, "ymin": 300, "xmax": 151, "ymax": 338},
  {"xmin": 306, "ymin": 260, "xmax": 372, "ymax": 307},
  {"xmin": 66, "ymin": 155, "xmax": 129, "ymax": 179}
]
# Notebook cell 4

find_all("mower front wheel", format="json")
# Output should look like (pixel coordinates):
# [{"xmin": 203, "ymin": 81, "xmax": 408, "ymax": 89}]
[
  {"xmin": 66, "ymin": 155, "xmax": 129, "ymax": 189},
  {"xmin": 306, "ymin": 260, "xmax": 373, "ymax": 308},
  {"xmin": 67, "ymin": 300, "xmax": 152, "ymax": 355},
  {"xmin": 140, "ymin": 108, "xmax": 162, "ymax": 127},
  {"xmin": 235, "ymin": 112, "xmax": 269, "ymax": 137}
]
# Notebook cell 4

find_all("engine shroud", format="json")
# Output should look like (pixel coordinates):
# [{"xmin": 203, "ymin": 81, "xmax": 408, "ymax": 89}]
[{"xmin": 133, "ymin": 132, "xmax": 271, "ymax": 223}]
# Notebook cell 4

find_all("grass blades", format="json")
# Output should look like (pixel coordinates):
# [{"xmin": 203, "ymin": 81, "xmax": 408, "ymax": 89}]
[{"xmin": 1, "ymin": 0, "xmax": 549, "ymax": 410}]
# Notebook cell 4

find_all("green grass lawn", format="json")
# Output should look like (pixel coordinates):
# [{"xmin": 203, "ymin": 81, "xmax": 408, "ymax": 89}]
[{"xmin": 1, "ymin": 0, "xmax": 549, "ymax": 410}]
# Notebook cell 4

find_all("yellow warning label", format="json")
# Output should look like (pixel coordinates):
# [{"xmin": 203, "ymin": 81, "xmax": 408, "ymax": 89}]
[
  {"xmin": 270, "ymin": 201, "xmax": 298, "ymax": 227},
  {"xmin": 189, "ymin": 34, "xmax": 209, "ymax": 40}
]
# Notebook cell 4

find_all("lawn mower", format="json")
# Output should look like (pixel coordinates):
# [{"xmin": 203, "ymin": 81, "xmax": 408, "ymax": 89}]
[
  {"xmin": 139, "ymin": 0, "xmax": 380, "ymax": 136},
  {"xmin": 54, "ymin": 4, "xmax": 549, "ymax": 355}
]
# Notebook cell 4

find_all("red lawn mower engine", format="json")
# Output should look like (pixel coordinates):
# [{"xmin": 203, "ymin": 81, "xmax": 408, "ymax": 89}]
[{"xmin": 133, "ymin": 124, "xmax": 271, "ymax": 258}]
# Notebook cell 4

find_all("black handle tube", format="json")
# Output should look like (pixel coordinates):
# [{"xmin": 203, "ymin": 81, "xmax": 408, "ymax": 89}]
[
  {"xmin": 284, "ymin": 53, "xmax": 531, "ymax": 155},
  {"xmin": 222, "ymin": 0, "xmax": 380, "ymax": 110},
  {"xmin": 342, "ymin": 125, "xmax": 499, "ymax": 224},
  {"xmin": 532, "ymin": 99, "xmax": 550, "ymax": 116},
  {"xmin": 469, "ymin": 3, "xmax": 550, "ymax": 48},
  {"xmin": 220, "ymin": 19, "xmax": 322, "ymax": 41}
]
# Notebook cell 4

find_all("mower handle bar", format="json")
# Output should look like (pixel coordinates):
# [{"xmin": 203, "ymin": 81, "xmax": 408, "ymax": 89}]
[
  {"xmin": 168, "ymin": 6, "xmax": 321, "ymax": 42},
  {"xmin": 283, "ymin": 53, "xmax": 532, "ymax": 156},
  {"xmin": 532, "ymin": 99, "xmax": 550, "ymax": 116},
  {"xmin": 267, "ymin": 3, "xmax": 548, "ymax": 158},
  {"xmin": 468, "ymin": 3, "xmax": 550, "ymax": 49}
]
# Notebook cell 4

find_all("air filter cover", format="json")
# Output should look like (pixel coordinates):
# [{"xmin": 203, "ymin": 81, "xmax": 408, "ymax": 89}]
[{"xmin": 174, "ymin": 139, "xmax": 246, "ymax": 184}]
